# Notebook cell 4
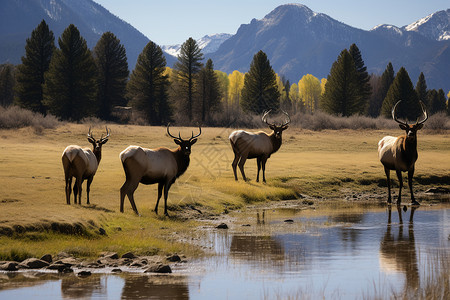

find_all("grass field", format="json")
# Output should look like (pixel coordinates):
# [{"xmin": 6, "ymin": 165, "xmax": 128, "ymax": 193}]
[{"xmin": 0, "ymin": 123, "xmax": 449, "ymax": 260}]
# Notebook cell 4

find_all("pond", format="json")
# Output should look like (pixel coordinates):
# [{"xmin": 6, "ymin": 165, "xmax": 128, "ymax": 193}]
[{"xmin": 1, "ymin": 204, "xmax": 449, "ymax": 299}]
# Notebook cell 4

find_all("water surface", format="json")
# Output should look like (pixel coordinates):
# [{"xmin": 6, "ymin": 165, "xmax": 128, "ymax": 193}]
[{"xmin": 1, "ymin": 204, "xmax": 449, "ymax": 299}]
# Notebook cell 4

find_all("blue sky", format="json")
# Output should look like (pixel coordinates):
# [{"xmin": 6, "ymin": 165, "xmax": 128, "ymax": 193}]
[{"xmin": 94, "ymin": 0, "xmax": 449, "ymax": 46}]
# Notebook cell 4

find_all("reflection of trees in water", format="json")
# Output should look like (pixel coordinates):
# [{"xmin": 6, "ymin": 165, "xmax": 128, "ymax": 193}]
[
  {"xmin": 61, "ymin": 274, "xmax": 104, "ymax": 299},
  {"xmin": 120, "ymin": 274, "xmax": 189, "ymax": 300},
  {"xmin": 379, "ymin": 206, "xmax": 419, "ymax": 292},
  {"xmin": 330, "ymin": 212, "xmax": 365, "ymax": 248},
  {"xmin": 0, "ymin": 273, "xmax": 59, "ymax": 291}
]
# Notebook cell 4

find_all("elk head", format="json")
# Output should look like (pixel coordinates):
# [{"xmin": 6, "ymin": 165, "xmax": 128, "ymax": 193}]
[
  {"xmin": 392, "ymin": 100, "xmax": 428, "ymax": 138},
  {"xmin": 167, "ymin": 124, "xmax": 202, "ymax": 156},
  {"xmin": 87, "ymin": 127, "xmax": 110, "ymax": 155},
  {"xmin": 262, "ymin": 109, "xmax": 290, "ymax": 138}
]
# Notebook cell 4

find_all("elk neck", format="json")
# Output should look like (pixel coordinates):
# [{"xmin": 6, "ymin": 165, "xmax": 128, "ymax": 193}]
[
  {"xmin": 400, "ymin": 134, "xmax": 418, "ymax": 166},
  {"xmin": 93, "ymin": 146, "xmax": 102, "ymax": 164},
  {"xmin": 269, "ymin": 132, "xmax": 283, "ymax": 153},
  {"xmin": 173, "ymin": 147, "xmax": 191, "ymax": 178}
]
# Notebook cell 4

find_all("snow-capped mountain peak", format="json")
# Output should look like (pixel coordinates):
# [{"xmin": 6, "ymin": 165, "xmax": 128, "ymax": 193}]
[
  {"xmin": 404, "ymin": 9, "xmax": 450, "ymax": 41},
  {"xmin": 162, "ymin": 33, "xmax": 233, "ymax": 57}
]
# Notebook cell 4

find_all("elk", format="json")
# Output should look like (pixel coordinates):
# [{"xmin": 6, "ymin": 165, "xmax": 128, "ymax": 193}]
[
  {"xmin": 62, "ymin": 127, "xmax": 110, "ymax": 205},
  {"xmin": 229, "ymin": 110, "xmax": 290, "ymax": 182},
  {"xmin": 119, "ymin": 125, "xmax": 201, "ymax": 216},
  {"xmin": 378, "ymin": 100, "xmax": 428, "ymax": 205}
]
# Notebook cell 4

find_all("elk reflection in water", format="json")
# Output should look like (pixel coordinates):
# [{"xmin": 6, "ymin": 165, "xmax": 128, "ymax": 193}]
[{"xmin": 379, "ymin": 205, "xmax": 419, "ymax": 291}]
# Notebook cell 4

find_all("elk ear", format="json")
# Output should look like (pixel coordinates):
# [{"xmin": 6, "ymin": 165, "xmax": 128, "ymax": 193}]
[
  {"xmin": 282, "ymin": 125, "xmax": 289, "ymax": 130},
  {"xmin": 399, "ymin": 124, "xmax": 409, "ymax": 131},
  {"xmin": 174, "ymin": 139, "xmax": 182, "ymax": 145},
  {"xmin": 269, "ymin": 125, "xmax": 276, "ymax": 130},
  {"xmin": 87, "ymin": 137, "xmax": 96, "ymax": 144},
  {"xmin": 190, "ymin": 138, "xmax": 197, "ymax": 145},
  {"xmin": 416, "ymin": 123, "xmax": 424, "ymax": 130}
]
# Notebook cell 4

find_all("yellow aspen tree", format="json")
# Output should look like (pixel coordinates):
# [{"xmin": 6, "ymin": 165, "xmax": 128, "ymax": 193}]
[
  {"xmin": 298, "ymin": 74, "xmax": 321, "ymax": 113},
  {"xmin": 228, "ymin": 70, "xmax": 244, "ymax": 115},
  {"xmin": 289, "ymin": 82, "xmax": 301, "ymax": 114}
]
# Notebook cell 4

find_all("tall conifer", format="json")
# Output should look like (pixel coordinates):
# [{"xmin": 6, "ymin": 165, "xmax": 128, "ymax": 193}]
[
  {"xmin": 198, "ymin": 59, "xmax": 221, "ymax": 123},
  {"xmin": 349, "ymin": 44, "xmax": 371, "ymax": 114},
  {"xmin": 15, "ymin": 20, "xmax": 54, "ymax": 114},
  {"xmin": 127, "ymin": 41, "xmax": 171, "ymax": 125},
  {"xmin": 240, "ymin": 50, "xmax": 280, "ymax": 114},
  {"xmin": 94, "ymin": 32, "xmax": 129, "ymax": 120},
  {"xmin": 43, "ymin": 24, "xmax": 98, "ymax": 121}
]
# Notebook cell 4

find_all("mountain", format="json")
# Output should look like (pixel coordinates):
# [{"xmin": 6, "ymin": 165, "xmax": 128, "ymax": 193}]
[
  {"xmin": 206, "ymin": 4, "xmax": 450, "ymax": 91},
  {"xmin": 0, "ymin": 0, "xmax": 175, "ymax": 69},
  {"xmin": 404, "ymin": 9, "xmax": 450, "ymax": 41},
  {"xmin": 162, "ymin": 33, "xmax": 233, "ymax": 57}
]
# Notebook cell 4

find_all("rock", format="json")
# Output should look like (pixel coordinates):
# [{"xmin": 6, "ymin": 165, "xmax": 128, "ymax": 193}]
[
  {"xmin": 20, "ymin": 258, "xmax": 49, "ymax": 269},
  {"xmin": 425, "ymin": 187, "xmax": 450, "ymax": 194},
  {"xmin": 99, "ymin": 228, "xmax": 107, "ymax": 235},
  {"xmin": 166, "ymin": 254, "xmax": 181, "ymax": 262},
  {"xmin": 40, "ymin": 254, "xmax": 53, "ymax": 263},
  {"xmin": 216, "ymin": 223, "xmax": 228, "ymax": 229},
  {"xmin": 101, "ymin": 252, "xmax": 119, "ymax": 259},
  {"xmin": 121, "ymin": 252, "xmax": 136, "ymax": 259},
  {"xmin": 284, "ymin": 219, "xmax": 294, "ymax": 223},
  {"xmin": 0, "ymin": 262, "xmax": 18, "ymax": 271},
  {"xmin": 144, "ymin": 264, "xmax": 172, "ymax": 274},
  {"xmin": 56, "ymin": 252, "xmax": 71, "ymax": 259},
  {"xmin": 111, "ymin": 268, "xmax": 122, "ymax": 273},
  {"xmin": 77, "ymin": 270, "xmax": 92, "ymax": 277}
]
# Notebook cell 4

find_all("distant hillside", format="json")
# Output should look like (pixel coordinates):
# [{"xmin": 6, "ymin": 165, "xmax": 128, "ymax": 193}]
[
  {"xmin": 0, "ymin": 0, "xmax": 175, "ymax": 69},
  {"xmin": 206, "ymin": 4, "xmax": 450, "ymax": 91}
]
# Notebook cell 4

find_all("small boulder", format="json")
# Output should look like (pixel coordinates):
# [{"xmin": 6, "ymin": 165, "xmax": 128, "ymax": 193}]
[
  {"xmin": 40, "ymin": 254, "xmax": 53, "ymax": 263},
  {"xmin": 216, "ymin": 223, "xmax": 228, "ymax": 229},
  {"xmin": 144, "ymin": 264, "xmax": 172, "ymax": 274},
  {"xmin": 20, "ymin": 258, "xmax": 49, "ymax": 269},
  {"xmin": 121, "ymin": 252, "xmax": 136, "ymax": 259},
  {"xmin": 77, "ymin": 270, "xmax": 92, "ymax": 277},
  {"xmin": 166, "ymin": 254, "xmax": 181, "ymax": 262},
  {"xmin": 111, "ymin": 268, "xmax": 122, "ymax": 273},
  {"xmin": 0, "ymin": 262, "xmax": 18, "ymax": 271}
]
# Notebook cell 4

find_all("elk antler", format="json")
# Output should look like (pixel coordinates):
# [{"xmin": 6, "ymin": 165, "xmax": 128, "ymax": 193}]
[
  {"xmin": 189, "ymin": 125, "xmax": 202, "ymax": 142},
  {"xmin": 87, "ymin": 127, "xmax": 96, "ymax": 143},
  {"xmin": 416, "ymin": 101, "xmax": 428, "ymax": 125},
  {"xmin": 262, "ymin": 110, "xmax": 275, "ymax": 126},
  {"xmin": 167, "ymin": 123, "xmax": 183, "ymax": 141},
  {"xmin": 99, "ymin": 127, "xmax": 110, "ymax": 144},
  {"xmin": 392, "ymin": 100, "xmax": 408, "ymax": 126},
  {"xmin": 281, "ymin": 110, "xmax": 291, "ymax": 127}
]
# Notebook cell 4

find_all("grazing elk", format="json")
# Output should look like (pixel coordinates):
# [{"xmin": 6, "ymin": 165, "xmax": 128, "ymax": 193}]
[
  {"xmin": 119, "ymin": 125, "xmax": 201, "ymax": 216},
  {"xmin": 229, "ymin": 110, "xmax": 290, "ymax": 182},
  {"xmin": 62, "ymin": 127, "xmax": 110, "ymax": 205},
  {"xmin": 378, "ymin": 100, "xmax": 428, "ymax": 205}
]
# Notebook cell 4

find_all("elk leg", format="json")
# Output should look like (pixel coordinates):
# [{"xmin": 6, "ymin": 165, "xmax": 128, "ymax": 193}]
[
  {"xmin": 86, "ymin": 176, "xmax": 93, "ymax": 205},
  {"xmin": 163, "ymin": 181, "xmax": 173, "ymax": 216},
  {"xmin": 119, "ymin": 181, "xmax": 128, "ymax": 213},
  {"xmin": 232, "ymin": 154, "xmax": 239, "ymax": 181},
  {"xmin": 408, "ymin": 168, "xmax": 419, "ymax": 205},
  {"xmin": 73, "ymin": 179, "xmax": 79, "ymax": 204},
  {"xmin": 256, "ymin": 157, "xmax": 262, "ymax": 182},
  {"xmin": 261, "ymin": 158, "xmax": 267, "ymax": 183},
  {"xmin": 238, "ymin": 155, "xmax": 248, "ymax": 181},
  {"xmin": 155, "ymin": 182, "xmax": 164, "ymax": 215},
  {"xmin": 384, "ymin": 167, "xmax": 391, "ymax": 204},
  {"xmin": 65, "ymin": 176, "xmax": 72, "ymax": 205},
  {"xmin": 396, "ymin": 170, "xmax": 403, "ymax": 205},
  {"xmin": 120, "ymin": 179, "xmax": 139, "ymax": 215}
]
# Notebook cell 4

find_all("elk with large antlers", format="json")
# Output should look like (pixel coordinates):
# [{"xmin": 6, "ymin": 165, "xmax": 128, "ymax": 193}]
[
  {"xmin": 119, "ymin": 125, "xmax": 201, "ymax": 216},
  {"xmin": 229, "ymin": 110, "xmax": 290, "ymax": 182},
  {"xmin": 62, "ymin": 127, "xmax": 110, "ymax": 205},
  {"xmin": 378, "ymin": 101, "xmax": 428, "ymax": 205}
]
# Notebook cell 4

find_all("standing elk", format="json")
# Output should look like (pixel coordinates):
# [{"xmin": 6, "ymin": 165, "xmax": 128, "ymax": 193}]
[
  {"xmin": 378, "ymin": 100, "xmax": 428, "ymax": 205},
  {"xmin": 62, "ymin": 127, "xmax": 110, "ymax": 205},
  {"xmin": 119, "ymin": 125, "xmax": 201, "ymax": 216},
  {"xmin": 229, "ymin": 110, "xmax": 290, "ymax": 182}
]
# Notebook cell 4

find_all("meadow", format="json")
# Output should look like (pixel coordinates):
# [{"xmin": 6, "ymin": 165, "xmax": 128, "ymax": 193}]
[{"xmin": 0, "ymin": 122, "xmax": 449, "ymax": 260}]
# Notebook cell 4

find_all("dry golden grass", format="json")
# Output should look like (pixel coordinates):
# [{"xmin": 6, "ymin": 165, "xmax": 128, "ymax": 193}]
[{"xmin": 0, "ymin": 124, "xmax": 449, "ymax": 259}]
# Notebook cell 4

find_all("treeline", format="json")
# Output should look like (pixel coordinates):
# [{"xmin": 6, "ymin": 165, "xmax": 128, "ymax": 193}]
[{"xmin": 1, "ymin": 20, "xmax": 449, "ymax": 126}]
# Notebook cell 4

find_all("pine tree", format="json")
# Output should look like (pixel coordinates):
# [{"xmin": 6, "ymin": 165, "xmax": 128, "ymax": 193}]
[
  {"xmin": 428, "ymin": 89, "xmax": 447, "ymax": 114},
  {"xmin": 15, "ymin": 20, "xmax": 54, "ymax": 114},
  {"xmin": 43, "ymin": 24, "xmax": 98, "ymax": 121},
  {"xmin": 93, "ymin": 32, "xmax": 129, "ymax": 120},
  {"xmin": 415, "ymin": 72, "xmax": 428, "ymax": 106},
  {"xmin": 240, "ymin": 50, "xmax": 280, "ymax": 114},
  {"xmin": 0, "ymin": 64, "xmax": 15, "ymax": 107},
  {"xmin": 381, "ymin": 67, "xmax": 420, "ymax": 120},
  {"xmin": 198, "ymin": 59, "xmax": 221, "ymax": 123},
  {"xmin": 127, "ymin": 41, "xmax": 171, "ymax": 125},
  {"xmin": 174, "ymin": 37, "xmax": 203, "ymax": 122},
  {"xmin": 320, "ymin": 49, "xmax": 360, "ymax": 116},
  {"xmin": 349, "ymin": 44, "xmax": 372, "ymax": 114}
]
